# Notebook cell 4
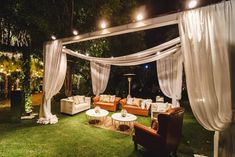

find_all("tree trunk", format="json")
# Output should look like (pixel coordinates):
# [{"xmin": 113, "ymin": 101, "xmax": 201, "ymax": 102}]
[
  {"xmin": 4, "ymin": 74, "xmax": 8, "ymax": 98},
  {"xmin": 22, "ymin": 48, "xmax": 32, "ymax": 113}
]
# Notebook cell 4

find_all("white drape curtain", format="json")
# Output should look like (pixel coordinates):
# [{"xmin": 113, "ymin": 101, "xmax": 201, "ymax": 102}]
[
  {"xmin": 179, "ymin": 1, "xmax": 234, "ymax": 156},
  {"xmin": 90, "ymin": 62, "xmax": 111, "ymax": 96},
  {"xmin": 62, "ymin": 37, "xmax": 180, "ymax": 66},
  {"xmin": 38, "ymin": 40, "xmax": 67, "ymax": 124},
  {"xmin": 157, "ymin": 51, "xmax": 183, "ymax": 107}
]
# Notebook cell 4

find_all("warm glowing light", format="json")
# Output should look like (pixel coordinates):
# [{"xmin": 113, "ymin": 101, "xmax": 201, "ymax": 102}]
[
  {"xmin": 188, "ymin": 0, "xmax": 198, "ymax": 9},
  {"xmin": 86, "ymin": 53, "xmax": 89, "ymax": 56},
  {"xmin": 51, "ymin": 35, "xmax": 56, "ymax": 40},
  {"xmin": 63, "ymin": 46, "xmax": 66, "ymax": 49},
  {"xmin": 136, "ymin": 13, "xmax": 144, "ymax": 21},
  {"xmin": 73, "ymin": 30, "xmax": 78, "ymax": 35},
  {"xmin": 100, "ymin": 21, "xmax": 107, "ymax": 29}
]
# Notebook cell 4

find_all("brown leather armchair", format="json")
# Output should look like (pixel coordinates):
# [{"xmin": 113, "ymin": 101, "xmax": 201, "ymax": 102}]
[{"xmin": 133, "ymin": 107, "xmax": 185, "ymax": 156}]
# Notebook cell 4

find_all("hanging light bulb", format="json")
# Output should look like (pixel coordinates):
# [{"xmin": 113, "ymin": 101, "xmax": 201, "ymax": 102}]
[
  {"xmin": 73, "ymin": 29, "xmax": 78, "ymax": 35},
  {"xmin": 51, "ymin": 35, "xmax": 56, "ymax": 40},
  {"xmin": 188, "ymin": 0, "xmax": 198, "ymax": 9},
  {"xmin": 136, "ymin": 13, "xmax": 144, "ymax": 21},
  {"xmin": 100, "ymin": 20, "xmax": 107, "ymax": 29}
]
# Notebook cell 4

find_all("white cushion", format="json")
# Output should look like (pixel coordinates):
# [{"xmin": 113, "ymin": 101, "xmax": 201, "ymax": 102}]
[
  {"xmin": 68, "ymin": 97, "xmax": 73, "ymax": 100},
  {"xmin": 126, "ymin": 98, "xmax": 134, "ymax": 105},
  {"xmin": 109, "ymin": 95, "xmax": 116, "ymax": 102},
  {"xmin": 140, "ymin": 100, "xmax": 146, "ymax": 109},
  {"xmin": 77, "ymin": 96, "xmax": 85, "ymax": 103},
  {"xmin": 157, "ymin": 102, "xmax": 169, "ymax": 112}
]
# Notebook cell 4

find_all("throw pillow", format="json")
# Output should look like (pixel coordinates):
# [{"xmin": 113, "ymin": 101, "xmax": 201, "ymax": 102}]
[
  {"xmin": 103, "ymin": 95, "xmax": 110, "ymax": 102},
  {"xmin": 157, "ymin": 102, "xmax": 169, "ymax": 112},
  {"xmin": 109, "ymin": 95, "xmax": 116, "ymax": 102},
  {"xmin": 126, "ymin": 98, "xmax": 134, "ymax": 105},
  {"xmin": 78, "ymin": 96, "xmax": 85, "ymax": 103},
  {"xmin": 133, "ymin": 98, "xmax": 141, "ymax": 107},
  {"xmin": 99, "ymin": 95, "xmax": 106, "ymax": 102},
  {"xmin": 68, "ymin": 97, "xmax": 73, "ymax": 100},
  {"xmin": 140, "ymin": 100, "xmax": 147, "ymax": 109},
  {"xmin": 73, "ymin": 96, "xmax": 80, "ymax": 104},
  {"xmin": 145, "ymin": 99, "xmax": 152, "ymax": 110}
]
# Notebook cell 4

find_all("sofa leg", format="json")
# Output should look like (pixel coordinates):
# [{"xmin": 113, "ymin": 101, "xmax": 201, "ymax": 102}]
[{"xmin": 134, "ymin": 142, "xmax": 138, "ymax": 151}]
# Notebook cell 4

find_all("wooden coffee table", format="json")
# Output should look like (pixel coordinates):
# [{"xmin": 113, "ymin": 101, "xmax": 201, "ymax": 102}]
[
  {"xmin": 86, "ymin": 109, "xmax": 109, "ymax": 124},
  {"xmin": 111, "ymin": 113, "xmax": 137, "ymax": 131}
]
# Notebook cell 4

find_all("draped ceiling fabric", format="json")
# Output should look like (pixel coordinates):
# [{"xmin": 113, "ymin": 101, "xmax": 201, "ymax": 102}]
[
  {"xmin": 157, "ymin": 51, "xmax": 183, "ymax": 107},
  {"xmin": 38, "ymin": 40, "xmax": 67, "ymax": 124},
  {"xmin": 179, "ymin": 1, "xmax": 234, "ymax": 156},
  {"xmin": 62, "ymin": 37, "xmax": 180, "ymax": 66},
  {"xmin": 63, "ymin": 37, "xmax": 180, "ymax": 96},
  {"xmin": 90, "ymin": 62, "xmax": 111, "ymax": 96}
]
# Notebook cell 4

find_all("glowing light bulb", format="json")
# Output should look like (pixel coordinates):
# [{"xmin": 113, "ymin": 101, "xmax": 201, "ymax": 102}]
[
  {"xmin": 73, "ymin": 30, "xmax": 78, "ymax": 35},
  {"xmin": 188, "ymin": 0, "xmax": 198, "ymax": 9},
  {"xmin": 136, "ymin": 13, "xmax": 144, "ymax": 21},
  {"xmin": 51, "ymin": 35, "xmax": 56, "ymax": 40},
  {"xmin": 86, "ymin": 53, "xmax": 89, "ymax": 56},
  {"xmin": 100, "ymin": 21, "xmax": 107, "ymax": 29}
]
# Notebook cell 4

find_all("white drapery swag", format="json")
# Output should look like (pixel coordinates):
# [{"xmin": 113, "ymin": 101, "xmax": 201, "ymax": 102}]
[
  {"xmin": 62, "ymin": 37, "xmax": 180, "ymax": 66},
  {"xmin": 157, "ymin": 51, "xmax": 183, "ymax": 107},
  {"xmin": 90, "ymin": 62, "xmax": 111, "ymax": 96},
  {"xmin": 179, "ymin": 1, "xmax": 234, "ymax": 156},
  {"xmin": 63, "ymin": 37, "xmax": 180, "ymax": 96},
  {"xmin": 38, "ymin": 40, "xmax": 67, "ymax": 124}
]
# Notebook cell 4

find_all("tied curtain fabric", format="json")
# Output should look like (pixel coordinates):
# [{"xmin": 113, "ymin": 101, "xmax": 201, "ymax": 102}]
[
  {"xmin": 38, "ymin": 40, "xmax": 67, "ymax": 124},
  {"xmin": 179, "ymin": 1, "xmax": 234, "ymax": 156},
  {"xmin": 157, "ymin": 51, "xmax": 183, "ymax": 107},
  {"xmin": 90, "ymin": 62, "xmax": 111, "ymax": 96}
]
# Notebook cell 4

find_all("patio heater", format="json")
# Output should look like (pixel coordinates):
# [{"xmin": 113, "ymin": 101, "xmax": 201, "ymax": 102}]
[{"xmin": 124, "ymin": 73, "xmax": 135, "ymax": 98}]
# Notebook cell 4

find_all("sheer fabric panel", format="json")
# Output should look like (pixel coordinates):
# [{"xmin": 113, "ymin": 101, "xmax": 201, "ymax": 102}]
[
  {"xmin": 90, "ymin": 62, "xmax": 111, "ymax": 96},
  {"xmin": 157, "ymin": 51, "xmax": 183, "ymax": 107},
  {"xmin": 179, "ymin": 1, "xmax": 234, "ymax": 156},
  {"xmin": 38, "ymin": 40, "xmax": 67, "ymax": 124}
]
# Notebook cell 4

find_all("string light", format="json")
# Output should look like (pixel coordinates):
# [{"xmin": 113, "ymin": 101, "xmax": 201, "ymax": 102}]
[
  {"xmin": 51, "ymin": 35, "xmax": 56, "ymax": 40},
  {"xmin": 73, "ymin": 30, "xmax": 78, "ymax": 35},
  {"xmin": 136, "ymin": 13, "xmax": 144, "ymax": 21},
  {"xmin": 188, "ymin": 0, "xmax": 198, "ymax": 9},
  {"xmin": 100, "ymin": 21, "xmax": 107, "ymax": 29}
]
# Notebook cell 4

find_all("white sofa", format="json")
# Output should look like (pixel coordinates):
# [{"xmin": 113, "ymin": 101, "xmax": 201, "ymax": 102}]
[{"xmin": 60, "ymin": 95, "xmax": 91, "ymax": 115}]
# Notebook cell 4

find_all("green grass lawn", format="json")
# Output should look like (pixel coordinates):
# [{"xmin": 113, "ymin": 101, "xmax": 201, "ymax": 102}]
[{"xmin": 0, "ymin": 102, "xmax": 213, "ymax": 157}]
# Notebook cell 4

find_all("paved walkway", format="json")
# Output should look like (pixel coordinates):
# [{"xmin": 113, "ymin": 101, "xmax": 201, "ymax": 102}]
[{"xmin": 0, "ymin": 92, "xmax": 43, "ymax": 109}]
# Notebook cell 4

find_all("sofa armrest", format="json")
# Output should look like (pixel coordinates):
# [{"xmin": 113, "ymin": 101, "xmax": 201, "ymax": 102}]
[
  {"xmin": 114, "ymin": 97, "xmax": 121, "ymax": 104},
  {"xmin": 61, "ymin": 99, "xmax": 74, "ymax": 103},
  {"xmin": 60, "ymin": 99, "xmax": 75, "ymax": 111},
  {"xmin": 93, "ymin": 96, "xmax": 99, "ymax": 102},
  {"xmin": 85, "ymin": 97, "xmax": 91, "ymax": 106},
  {"xmin": 134, "ymin": 123, "xmax": 160, "ymax": 137},
  {"xmin": 120, "ymin": 98, "xmax": 127, "ymax": 107}
]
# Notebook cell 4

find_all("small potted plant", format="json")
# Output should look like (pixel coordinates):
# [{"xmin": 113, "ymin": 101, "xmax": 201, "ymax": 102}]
[{"xmin": 94, "ymin": 106, "xmax": 101, "ymax": 114}]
